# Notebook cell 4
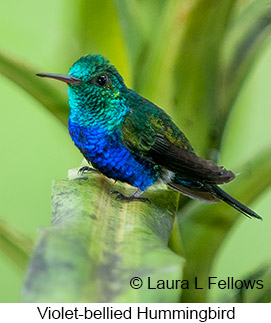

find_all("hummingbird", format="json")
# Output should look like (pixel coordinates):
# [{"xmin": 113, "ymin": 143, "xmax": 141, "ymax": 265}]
[{"xmin": 37, "ymin": 54, "xmax": 261, "ymax": 220}]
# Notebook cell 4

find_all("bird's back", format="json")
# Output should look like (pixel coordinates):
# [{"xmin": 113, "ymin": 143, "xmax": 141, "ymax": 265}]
[{"xmin": 122, "ymin": 89, "xmax": 194, "ymax": 155}]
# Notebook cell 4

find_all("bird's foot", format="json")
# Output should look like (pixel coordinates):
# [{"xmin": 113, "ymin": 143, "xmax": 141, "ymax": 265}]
[
  {"xmin": 78, "ymin": 166, "xmax": 99, "ymax": 176},
  {"xmin": 110, "ymin": 190, "xmax": 151, "ymax": 203}
]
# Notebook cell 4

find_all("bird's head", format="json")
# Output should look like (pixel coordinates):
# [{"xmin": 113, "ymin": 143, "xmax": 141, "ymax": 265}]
[{"xmin": 37, "ymin": 54, "xmax": 127, "ymax": 125}]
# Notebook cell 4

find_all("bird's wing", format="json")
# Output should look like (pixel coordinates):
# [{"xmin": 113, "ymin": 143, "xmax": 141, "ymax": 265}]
[
  {"xmin": 121, "ymin": 99, "xmax": 234, "ymax": 184},
  {"xmin": 148, "ymin": 135, "xmax": 235, "ymax": 184}
]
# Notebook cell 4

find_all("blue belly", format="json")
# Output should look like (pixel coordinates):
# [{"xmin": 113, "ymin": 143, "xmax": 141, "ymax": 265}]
[{"xmin": 69, "ymin": 121, "xmax": 160, "ymax": 190}]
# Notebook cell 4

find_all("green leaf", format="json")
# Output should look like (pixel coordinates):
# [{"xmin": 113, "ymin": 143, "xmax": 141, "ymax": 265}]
[
  {"xmin": 173, "ymin": 0, "xmax": 235, "ymax": 155},
  {"xmin": 179, "ymin": 147, "xmax": 271, "ymax": 302},
  {"xmin": 114, "ymin": 0, "xmax": 189, "ymax": 112},
  {"xmin": 222, "ymin": 265, "xmax": 271, "ymax": 302},
  {"xmin": 0, "ymin": 50, "xmax": 68, "ymax": 125},
  {"xmin": 113, "ymin": 0, "xmax": 149, "ymax": 74},
  {"xmin": 0, "ymin": 218, "xmax": 33, "ymax": 271},
  {"xmin": 114, "ymin": 0, "xmax": 167, "ymax": 86},
  {"xmin": 213, "ymin": 0, "xmax": 271, "ymax": 151},
  {"xmin": 22, "ymin": 170, "xmax": 184, "ymax": 302},
  {"xmin": 133, "ymin": 0, "xmax": 187, "ymax": 107},
  {"xmin": 72, "ymin": 0, "xmax": 131, "ymax": 85}
]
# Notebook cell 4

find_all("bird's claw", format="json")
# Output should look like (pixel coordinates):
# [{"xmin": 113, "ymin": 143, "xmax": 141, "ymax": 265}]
[
  {"xmin": 78, "ymin": 166, "xmax": 98, "ymax": 176},
  {"xmin": 110, "ymin": 190, "xmax": 151, "ymax": 203}
]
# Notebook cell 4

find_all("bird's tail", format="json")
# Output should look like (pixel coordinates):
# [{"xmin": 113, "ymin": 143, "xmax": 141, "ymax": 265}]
[
  {"xmin": 168, "ymin": 176, "xmax": 262, "ymax": 220},
  {"xmin": 207, "ymin": 184, "xmax": 262, "ymax": 220}
]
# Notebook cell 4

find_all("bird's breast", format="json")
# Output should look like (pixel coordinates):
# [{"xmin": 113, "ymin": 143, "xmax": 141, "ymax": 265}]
[{"xmin": 68, "ymin": 121, "xmax": 161, "ymax": 190}]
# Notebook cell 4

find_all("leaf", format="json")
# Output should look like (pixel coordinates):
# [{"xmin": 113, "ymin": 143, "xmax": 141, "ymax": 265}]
[
  {"xmin": 114, "ymin": 0, "xmax": 189, "ymax": 113},
  {"xmin": 72, "ymin": 0, "xmax": 131, "ymax": 85},
  {"xmin": 114, "ymin": 0, "xmax": 167, "ymax": 85},
  {"xmin": 173, "ymin": 0, "xmax": 235, "ymax": 155},
  {"xmin": 179, "ymin": 147, "xmax": 271, "ymax": 302},
  {"xmin": 113, "ymin": 0, "xmax": 149, "ymax": 74},
  {"xmin": 213, "ymin": 0, "xmax": 271, "ymax": 151},
  {"xmin": 0, "ymin": 218, "xmax": 33, "ymax": 271},
  {"xmin": 133, "ymin": 0, "xmax": 187, "ymax": 107},
  {"xmin": 22, "ymin": 170, "xmax": 184, "ymax": 302},
  {"xmin": 0, "ymin": 50, "xmax": 68, "ymax": 125},
  {"xmin": 222, "ymin": 265, "xmax": 271, "ymax": 303}
]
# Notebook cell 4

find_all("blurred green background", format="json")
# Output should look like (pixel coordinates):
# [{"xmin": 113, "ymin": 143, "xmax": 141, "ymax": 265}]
[{"xmin": 0, "ymin": 0, "xmax": 270, "ymax": 302}]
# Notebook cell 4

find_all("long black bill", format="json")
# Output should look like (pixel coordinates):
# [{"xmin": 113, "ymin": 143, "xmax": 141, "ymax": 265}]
[{"xmin": 36, "ymin": 73, "xmax": 82, "ymax": 85}]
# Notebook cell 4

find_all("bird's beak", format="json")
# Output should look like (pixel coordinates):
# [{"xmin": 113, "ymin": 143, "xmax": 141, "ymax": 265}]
[{"xmin": 36, "ymin": 73, "xmax": 83, "ymax": 85}]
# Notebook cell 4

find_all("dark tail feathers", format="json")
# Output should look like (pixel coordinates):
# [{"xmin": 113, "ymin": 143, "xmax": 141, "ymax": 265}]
[{"xmin": 209, "ymin": 185, "xmax": 262, "ymax": 220}]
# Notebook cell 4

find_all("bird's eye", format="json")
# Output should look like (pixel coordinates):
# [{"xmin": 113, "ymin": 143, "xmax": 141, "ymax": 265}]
[{"xmin": 93, "ymin": 74, "xmax": 109, "ymax": 87}]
